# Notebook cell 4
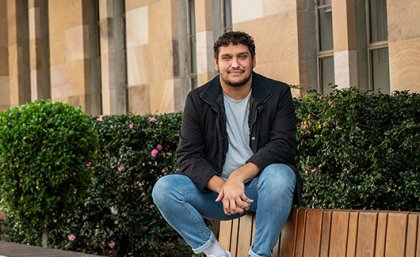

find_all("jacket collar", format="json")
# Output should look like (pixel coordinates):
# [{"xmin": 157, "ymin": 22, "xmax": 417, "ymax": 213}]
[{"xmin": 199, "ymin": 72, "xmax": 272, "ymax": 106}]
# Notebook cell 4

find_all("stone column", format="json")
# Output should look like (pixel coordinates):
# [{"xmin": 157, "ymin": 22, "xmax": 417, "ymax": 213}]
[
  {"xmin": 99, "ymin": 0, "xmax": 127, "ymax": 115},
  {"xmin": 387, "ymin": 0, "xmax": 420, "ymax": 92},
  {"xmin": 195, "ymin": 0, "xmax": 217, "ymax": 86},
  {"xmin": 82, "ymin": 0, "xmax": 102, "ymax": 115},
  {"xmin": 0, "ymin": 0, "xmax": 10, "ymax": 111},
  {"xmin": 176, "ymin": 0, "xmax": 189, "ymax": 110},
  {"xmin": 7, "ymin": 0, "xmax": 31, "ymax": 106},
  {"xmin": 29, "ymin": 0, "xmax": 51, "ymax": 100},
  {"xmin": 297, "ymin": 0, "xmax": 317, "ymax": 94}
]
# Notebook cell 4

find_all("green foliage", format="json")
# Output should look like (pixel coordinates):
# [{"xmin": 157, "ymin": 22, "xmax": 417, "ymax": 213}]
[
  {"xmin": 0, "ymin": 100, "xmax": 98, "ymax": 245},
  {"xmin": 49, "ymin": 113, "xmax": 193, "ymax": 256},
  {"xmin": 295, "ymin": 89, "xmax": 419, "ymax": 210},
  {"xmin": 0, "ymin": 89, "xmax": 418, "ymax": 256}
]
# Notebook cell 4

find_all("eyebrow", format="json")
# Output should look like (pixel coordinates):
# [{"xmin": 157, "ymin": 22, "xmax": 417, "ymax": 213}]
[{"xmin": 220, "ymin": 52, "xmax": 250, "ymax": 58}]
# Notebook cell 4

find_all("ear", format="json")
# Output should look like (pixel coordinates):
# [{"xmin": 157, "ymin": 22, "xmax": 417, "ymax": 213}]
[
  {"xmin": 252, "ymin": 55, "xmax": 256, "ymax": 68},
  {"xmin": 214, "ymin": 58, "xmax": 219, "ymax": 72}
]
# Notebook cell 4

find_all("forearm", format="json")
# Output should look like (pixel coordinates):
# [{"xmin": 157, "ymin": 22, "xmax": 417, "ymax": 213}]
[
  {"xmin": 206, "ymin": 175, "xmax": 226, "ymax": 193},
  {"xmin": 228, "ymin": 162, "xmax": 260, "ymax": 183}
]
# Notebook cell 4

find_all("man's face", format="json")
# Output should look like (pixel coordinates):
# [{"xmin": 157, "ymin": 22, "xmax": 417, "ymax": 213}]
[{"xmin": 214, "ymin": 43, "xmax": 256, "ymax": 88}]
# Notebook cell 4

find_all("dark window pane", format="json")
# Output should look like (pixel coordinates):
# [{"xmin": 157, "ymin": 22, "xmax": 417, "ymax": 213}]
[
  {"xmin": 320, "ymin": 56, "xmax": 335, "ymax": 94},
  {"xmin": 371, "ymin": 48, "xmax": 390, "ymax": 93},
  {"xmin": 369, "ymin": 0, "xmax": 388, "ymax": 42},
  {"xmin": 223, "ymin": 0, "xmax": 232, "ymax": 32},
  {"xmin": 188, "ymin": 0, "xmax": 197, "ymax": 74},
  {"xmin": 318, "ymin": 0, "xmax": 332, "ymax": 6},
  {"xmin": 319, "ymin": 7, "xmax": 333, "ymax": 51}
]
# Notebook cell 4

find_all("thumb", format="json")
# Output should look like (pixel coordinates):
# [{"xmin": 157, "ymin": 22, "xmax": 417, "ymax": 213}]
[{"xmin": 215, "ymin": 190, "xmax": 224, "ymax": 202}]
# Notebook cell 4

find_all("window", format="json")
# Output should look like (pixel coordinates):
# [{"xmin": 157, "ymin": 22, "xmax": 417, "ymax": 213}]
[
  {"xmin": 368, "ymin": 0, "xmax": 390, "ymax": 93},
  {"xmin": 187, "ymin": 0, "xmax": 197, "ymax": 89},
  {"xmin": 222, "ymin": 0, "xmax": 232, "ymax": 32},
  {"xmin": 317, "ymin": 0, "xmax": 335, "ymax": 93}
]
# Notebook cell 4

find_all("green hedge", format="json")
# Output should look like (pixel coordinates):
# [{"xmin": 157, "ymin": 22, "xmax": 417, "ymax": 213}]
[
  {"xmin": 295, "ymin": 89, "xmax": 419, "ymax": 210},
  {"xmin": 49, "ymin": 113, "xmax": 191, "ymax": 257},
  {"xmin": 0, "ymin": 100, "xmax": 98, "ymax": 245},
  {"xmin": 0, "ymin": 89, "xmax": 418, "ymax": 256}
]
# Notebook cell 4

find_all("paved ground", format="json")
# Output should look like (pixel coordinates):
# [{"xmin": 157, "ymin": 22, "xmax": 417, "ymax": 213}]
[{"xmin": 0, "ymin": 241, "xmax": 105, "ymax": 257}]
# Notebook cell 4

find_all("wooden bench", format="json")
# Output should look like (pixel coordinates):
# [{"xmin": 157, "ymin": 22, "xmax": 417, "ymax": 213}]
[{"xmin": 219, "ymin": 208, "xmax": 420, "ymax": 257}]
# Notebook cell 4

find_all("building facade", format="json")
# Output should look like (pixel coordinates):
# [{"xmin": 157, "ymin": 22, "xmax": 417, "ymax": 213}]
[{"xmin": 0, "ymin": 0, "xmax": 419, "ymax": 114}]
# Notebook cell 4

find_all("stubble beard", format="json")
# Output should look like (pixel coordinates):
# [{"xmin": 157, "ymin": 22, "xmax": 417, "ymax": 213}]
[{"xmin": 221, "ymin": 71, "xmax": 253, "ymax": 88}]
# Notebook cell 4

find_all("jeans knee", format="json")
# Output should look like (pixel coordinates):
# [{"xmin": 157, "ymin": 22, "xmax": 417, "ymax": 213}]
[
  {"xmin": 258, "ymin": 164, "xmax": 296, "ymax": 196},
  {"xmin": 152, "ymin": 175, "xmax": 173, "ymax": 207}
]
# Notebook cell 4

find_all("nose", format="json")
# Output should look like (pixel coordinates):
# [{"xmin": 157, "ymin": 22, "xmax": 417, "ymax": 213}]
[{"xmin": 231, "ymin": 57, "xmax": 240, "ymax": 68}]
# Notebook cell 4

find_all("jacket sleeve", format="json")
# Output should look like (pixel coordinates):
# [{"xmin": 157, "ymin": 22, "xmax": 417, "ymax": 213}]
[
  {"xmin": 176, "ymin": 91, "xmax": 219, "ymax": 191},
  {"xmin": 246, "ymin": 87, "xmax": 297, "ymax": 171}
]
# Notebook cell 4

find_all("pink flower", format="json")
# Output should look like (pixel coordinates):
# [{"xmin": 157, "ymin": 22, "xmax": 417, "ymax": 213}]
[
  {"xmin": 300, "ymin": 121, "xmax": 309, "ymax": 130},
  {"xmin": 86, "ymin": 162, "xmax": 92, "ymax": 168},
  {"xmin": 117, "ymin": 165, "xmax": 124, "ymax": 172},
  {"xmin": 148, "ymin": 116, "xmax": 157, "ymax": 123},
  {"xmin": 311, "ymin": 168, "xmax": 317, "ymax": 173},
  {"xmin": 156, "ymin": 144, "xmax": 163, "ymax": 151},
  {"xmin": 97, "ymin": 115, "xmax": 104, "ymax": 122},
  {"xmin": 68, "ymin": 234, "xmax": 76, "ymax": 241},
  {"xmin": 129, "ymin": 123, "xmax": 134, "ymax": 129},
  {"xmin": 109, "ymin": 240, "xmax": 116, "ymax": 249},
  {"xmin": 151, "ymin": 149, "xmax": 159, "ymax": 157}
]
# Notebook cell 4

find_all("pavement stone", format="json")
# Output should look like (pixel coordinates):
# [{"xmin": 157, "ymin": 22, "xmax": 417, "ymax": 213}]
[{"xmin": 0, "ymin": 241, "xmax": 105, "ymax": 257}]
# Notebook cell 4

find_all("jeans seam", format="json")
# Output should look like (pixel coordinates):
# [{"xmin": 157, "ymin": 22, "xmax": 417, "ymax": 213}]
[{"xmin": 180, "ymin": 187, "xmax": 212, "ymax": 246}]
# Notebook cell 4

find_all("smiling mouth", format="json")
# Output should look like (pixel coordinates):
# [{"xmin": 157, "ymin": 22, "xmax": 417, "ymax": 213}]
[{"xmin": 229, "ymin": 70, "xmax": 244, "ymax": 74}]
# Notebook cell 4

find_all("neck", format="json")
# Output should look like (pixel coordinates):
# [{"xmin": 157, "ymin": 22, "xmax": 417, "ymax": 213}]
[{"xmin": 220, "ymin": 79, "xmax": 253, "ymax": 100}]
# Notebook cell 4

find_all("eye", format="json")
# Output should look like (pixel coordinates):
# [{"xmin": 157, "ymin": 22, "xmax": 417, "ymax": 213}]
[
  {"xmin": 238, "ymin": 54, "xmax": 248, "ymax": 60},
  {"xmin": 221, "ymin": 56, "xmax": 231, "ymax": 61}
]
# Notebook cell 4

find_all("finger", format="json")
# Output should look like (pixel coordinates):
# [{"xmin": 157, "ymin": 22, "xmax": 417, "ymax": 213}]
[
  {"xmin": 240, "ymin": 193, "xmax": 253, "ymax": 204},
  {"xmin": 215, "ymin": 190, "xmax": 224, "ymax": 202},
  {"xmin": 222, "ymin": 198, "xmax": 230, "ymax": 215},
  {"xmin": 228, "ymin": 198, "xmax": 238, "ymax": 214},
  {"xmin": 235, "ymin": 198, "xmax": 248, "ymax": 210}
]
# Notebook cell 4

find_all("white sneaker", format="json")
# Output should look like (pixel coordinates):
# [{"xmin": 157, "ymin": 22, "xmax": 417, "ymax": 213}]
[{"xmin": 207, "ymin": 252, "xmax": 231, "ymax": 257}]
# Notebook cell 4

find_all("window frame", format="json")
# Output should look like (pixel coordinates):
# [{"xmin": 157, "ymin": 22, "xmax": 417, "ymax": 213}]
[
  {"xmin": 316, "ymin": 0, "xmax": 335, "ymax": 93},
  {"xmin": 366, "ymin": 0, "xmax": 390, "ymax": 93},
  {"xmin": 187, "ymin": 0, "xmax": 197, "ymax": 90}
]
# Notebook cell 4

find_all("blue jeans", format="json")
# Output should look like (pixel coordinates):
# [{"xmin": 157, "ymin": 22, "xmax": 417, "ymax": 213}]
[{"xmin": 152, "ymin": 164, "xmax": 296, "ymax": 257}]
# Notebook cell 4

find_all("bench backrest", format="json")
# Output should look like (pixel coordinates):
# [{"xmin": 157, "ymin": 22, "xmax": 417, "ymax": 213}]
[{"xmin": 219, "ymin": 208, "xmax": 419, "ymax": 257}]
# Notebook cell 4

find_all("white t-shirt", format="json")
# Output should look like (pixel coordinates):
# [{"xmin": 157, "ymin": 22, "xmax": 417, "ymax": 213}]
[{"xmin": 221, "ymin": 90, "xmax": 254, "ymax": 179}]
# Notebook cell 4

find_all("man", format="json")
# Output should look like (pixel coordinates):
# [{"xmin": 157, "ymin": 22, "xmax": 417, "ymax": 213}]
[{"xmin": 152, "ymin": 31, "xmax": 302, "ymax": 257}]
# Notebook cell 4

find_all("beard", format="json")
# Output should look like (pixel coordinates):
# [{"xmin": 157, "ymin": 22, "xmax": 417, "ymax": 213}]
[{"xmin": 221, "ymin": 71, "xmax": 253, "ymax": 88}]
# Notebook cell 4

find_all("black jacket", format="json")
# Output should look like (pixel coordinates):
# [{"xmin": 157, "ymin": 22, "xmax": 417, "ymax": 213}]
[{"xmin": 177, "ymin": 72, "xmax": 302, "ymax": 204}]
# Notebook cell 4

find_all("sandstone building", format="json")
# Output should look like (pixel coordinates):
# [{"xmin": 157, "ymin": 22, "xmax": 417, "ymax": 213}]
[{"xmin": 0, "ymin": 0, "xmax": 419, "ymax": 114}]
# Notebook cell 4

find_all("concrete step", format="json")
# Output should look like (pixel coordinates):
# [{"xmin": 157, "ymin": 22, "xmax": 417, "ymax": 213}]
[{"xmin": 0, "ymin": 241, "xmax": 105, "ymax": 257}]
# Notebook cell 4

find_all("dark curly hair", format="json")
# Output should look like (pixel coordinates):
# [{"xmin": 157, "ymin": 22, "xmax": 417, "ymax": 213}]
[{"xmin": 213, "ymin": 31, "xmax": 256, "ymax": 59}]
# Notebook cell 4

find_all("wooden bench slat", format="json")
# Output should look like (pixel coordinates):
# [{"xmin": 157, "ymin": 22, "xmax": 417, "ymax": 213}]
[
  {"xmin": 356, "ymin": 211, "xmax": 377, "ymax": 257},
  {"xmin": 329, "ymin": 211, "xmax": 350, "ymax": 257},
  {"xmin": 385, "ymin": 213, "xmax": 407, "ymax": 257},
  {"xmin": 375, "ymin": 212, "xmax": 388, "ymax": 257},
  {"xmin": 302, "ymin": 209, "xmax": 323, "ymax": 257},
  {"xmin": 219, "ymin": 220, "xmax": 233, "ymax": 251},
  {"xmin": 237, "ymin": 215, "xmax": 253, "ymax": 257},
  {"xmin": 319, "ymin": 210, "xmax": 332, "ymax": 257},
  {"xmin": 346, "ymin": 212, "xmax": 359, "ymax": 257},
  {"xmin": 405, "ymin": 213, "xmax": 419, "ymax": 257},
  {"xmin": 294, "ymin": 208, "xmax": 307, "ymax": 257},
  {"xmin": 230, "ymin": 218, "xmax": 240, "ymax": 257},
  {"xmin": 417, "ymin": 215, "xmax": 420, "ymax": 257},
  {"xmin": 279, "ymin": 208, "xmax": 299, "ymax": 257}
]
